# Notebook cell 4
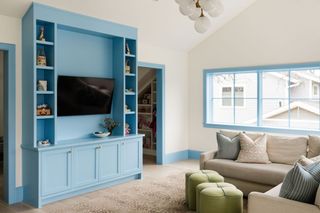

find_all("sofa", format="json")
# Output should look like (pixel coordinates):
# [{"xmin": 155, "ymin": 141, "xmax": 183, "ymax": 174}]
[{"xmin": 200, "ymin": 130, "xmax": 320, "ymax": 213}]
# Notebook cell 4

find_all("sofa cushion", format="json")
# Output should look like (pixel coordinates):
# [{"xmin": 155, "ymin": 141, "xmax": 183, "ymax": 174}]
[
  {"xmin": 216, "ymin": 132, "xmax": 240, "ymax": 160},
  {"xmin": 308, "ymin": 135, "xmax": 320, "ymax": 158},
  {"xmin": 280, "ymin": 163, "xmax": 319, "ymax": 204},
  {"xmin": 205, "ymin": 159, "xmax": 292, "ymax": 186},
  {"xmin": 267, "ymin": 135, "xmax": 308, "ymax": 165},
  {"xmin": 265, "ymin": 183, "xmax": 282, "ymax": 197},
  {"xmin": 315, "ymin": 186, "xmax": 320, "ymax": 208},
  {"xmin": 237, "ymin": 133, "xmax": 270, "ymax": 164}
]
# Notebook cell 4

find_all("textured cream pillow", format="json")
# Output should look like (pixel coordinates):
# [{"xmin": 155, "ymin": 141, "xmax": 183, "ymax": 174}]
[
  {"xmin": 297, "ymin": 155, "xmax": 320, "ymax": 166},
  {"xmin": 236, "ymin": 133, "xmax": 270, "ymax": 164},
  {"xmin": 315, "ymin": 186, "xmax": 320, "ymax": 208},
  {"xmin": 267, "ymin": 135, "xmax": 308, "ymax": 165},
  {"xmin": 308, "ymin": 135, "xmax": 320, "ymax": 158}
]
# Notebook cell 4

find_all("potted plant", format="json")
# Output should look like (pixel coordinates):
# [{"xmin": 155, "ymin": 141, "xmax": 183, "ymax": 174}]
[{"xmin": 102, "ymin": 118, "xmax": 119, "ymax": 135}]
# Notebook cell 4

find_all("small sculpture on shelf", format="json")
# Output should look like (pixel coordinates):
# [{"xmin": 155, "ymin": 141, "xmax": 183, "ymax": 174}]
[
  {"xmin": 125, "ymin": 88, "xmax": 134, "ymax": 93},
  {"xmin": 125, "ymin": 60, "xmax": 131, "ymax": 74},
  {"xmin": 37, "ymin": 104, "xmax": 52, "ymax": 116},
  {"xmin": 125, "ymin": 123, "xmax": 131, "ymax": 135},
  {"xmin": 125, "ymin": 104, "xmax": 132, "ymax": 113},
  {"xmin": 37, "ymin": 47, "xmax": 47, "ymax": 66},
  {"xmin": 38, "ymin": 26, "xmax": 46, "ymax": 41},
  {"xmin": 37, "ymin": 80, "xmax": 48, "ymax": 91},
  {"xmin": 125, "ymin": 43, "xmax": 131, "ymax": 55},
  {"xmin": 102, "ymin": 118, "xmax": 119, "ymax": 135},
  {"xmin": 38, "ymin": 139, "xmax": 50, "ymax": 146}
]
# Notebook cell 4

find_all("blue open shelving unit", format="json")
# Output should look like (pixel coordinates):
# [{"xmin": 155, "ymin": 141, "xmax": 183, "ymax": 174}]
[{"xmin": 22, "ymin": 3, "xmax": 142, "ymax": 208}]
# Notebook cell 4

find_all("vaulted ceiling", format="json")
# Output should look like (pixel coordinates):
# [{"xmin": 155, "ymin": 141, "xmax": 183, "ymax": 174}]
[{"xmin": 0, "ymin": 0, "xmax": 256, "ymax": 51}]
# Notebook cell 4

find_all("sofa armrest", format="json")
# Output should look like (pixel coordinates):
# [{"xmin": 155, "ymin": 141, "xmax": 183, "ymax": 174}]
[
  {"xmin": 248, "ymin": 192, "xmax": 320, "ymax": 213},
  {"xmin": 200, "ymin": 150, "xmax": 217, "ymax": 169}
]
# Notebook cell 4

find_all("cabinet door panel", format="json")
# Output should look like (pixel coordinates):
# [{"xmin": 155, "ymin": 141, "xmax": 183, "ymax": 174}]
[
  {"xmin": 99, "ymin": 143, "xmax": 120, "ymax": 181},
  {"xmin": 41, "ymin": 149, "xmax": 71, "ymax": 196},
  {"xmin": 121, "ymin": 139, "xmax": 142, "ymax": 174},
  {"xmin": 73, "ymin": 145, "xmax": 98, "ymax": 187}
]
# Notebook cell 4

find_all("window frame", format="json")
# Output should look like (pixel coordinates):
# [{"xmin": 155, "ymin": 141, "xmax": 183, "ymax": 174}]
[{"xmin": 203, "ymin": 62, "xmax": 320, "ymax": 136}]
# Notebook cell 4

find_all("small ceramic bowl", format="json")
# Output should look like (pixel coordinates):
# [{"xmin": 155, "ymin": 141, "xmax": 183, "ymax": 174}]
[{"xmin": 93, "ymin": 132, "xmax": 111, "ymax": 138}]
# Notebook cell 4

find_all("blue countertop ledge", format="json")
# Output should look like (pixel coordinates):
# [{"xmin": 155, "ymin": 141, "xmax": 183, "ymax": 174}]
[{"xmin": 21, "ymin": 134, "xmax": 145, "ymax": 151}]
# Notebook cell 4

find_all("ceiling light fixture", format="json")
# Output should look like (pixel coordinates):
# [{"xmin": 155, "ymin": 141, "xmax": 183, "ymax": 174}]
[{"xmin": 175, "ymin": 0, "xmax": 224, "ymax": 33}]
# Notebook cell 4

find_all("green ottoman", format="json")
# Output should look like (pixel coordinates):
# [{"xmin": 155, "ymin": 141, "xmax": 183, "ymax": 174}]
[
  {"xmin": 186, "ymin": 170, "xmax": 224, "ymax": 210},
  {"xmin": 196, "ymin": 182, "xmax": 243, "ymax": 213}
]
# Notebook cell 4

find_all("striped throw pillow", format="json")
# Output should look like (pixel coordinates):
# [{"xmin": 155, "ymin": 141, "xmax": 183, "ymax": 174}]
[
  {"xmin": 304, "ymin": 161, "xmax": 320, "ymax": 183},
  {"xmin": 279, "ymin": 163, "xmax": 319, "ymax": 203}
]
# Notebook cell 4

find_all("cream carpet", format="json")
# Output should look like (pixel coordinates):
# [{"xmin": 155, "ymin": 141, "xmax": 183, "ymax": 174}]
[{"xmin": 44, "ymin": 172, "xmax": 193, "ymax": 213}]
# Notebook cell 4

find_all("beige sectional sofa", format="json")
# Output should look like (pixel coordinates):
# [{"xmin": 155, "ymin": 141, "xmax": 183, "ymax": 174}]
[{"xmin": 200, "ymin": 131, "xmax": 320, "ymax": 213}]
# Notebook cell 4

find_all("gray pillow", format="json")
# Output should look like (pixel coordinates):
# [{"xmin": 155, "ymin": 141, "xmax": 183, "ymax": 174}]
[
  {"xmin": 216, "ymin": 132, "xmax": 240, "ymax": 160},
  {"xmin": 279, "ymin": 163, "xmax": 319, "ymax": 203}
]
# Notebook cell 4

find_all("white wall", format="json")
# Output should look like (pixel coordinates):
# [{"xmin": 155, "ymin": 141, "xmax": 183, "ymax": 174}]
[
  {"xmin": 0, "ymin": 14, "xmax": 22, "ymax": 186},
  {"xmin": 138, "ymin": 42, "xmax": 189, "ymax": 154},
  {"xmin": 0, "ymin": 51, "xmax": 3, "ymax": 138},
  {"xmin": 188, "ymin": 0, "xmax": 320, "ymax": 152}
]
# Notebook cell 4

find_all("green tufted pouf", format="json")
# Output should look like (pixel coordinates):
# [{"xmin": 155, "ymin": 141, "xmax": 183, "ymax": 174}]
[
  {"xmin": 197, "ymin": 182, "xmax": 243, "ymax": 213},
  {"xmin": 186, "ymin": 170, "xmax": 224, "ymax": 210}
]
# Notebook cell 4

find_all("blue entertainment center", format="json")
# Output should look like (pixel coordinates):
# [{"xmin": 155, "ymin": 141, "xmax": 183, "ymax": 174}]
[{"xmin": 21, "ymin": 3, "xmax": 142, "ymax": 207}]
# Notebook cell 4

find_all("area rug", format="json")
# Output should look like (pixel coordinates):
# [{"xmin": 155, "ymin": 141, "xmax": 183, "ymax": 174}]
[
  {"xmin": 44, "ymin": 172, "xmax": 247, "ymax": 213},
  {"xmin": 44, "ymin": 172, "xmax": 193, "ymax": 213}
]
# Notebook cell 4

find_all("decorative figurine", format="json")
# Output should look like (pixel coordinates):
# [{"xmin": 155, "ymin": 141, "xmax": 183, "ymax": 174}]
[
  {"xmin": 37, "ymin": 80, "xmax": 48, "ymax": 91},
  {"xmin": 37, "ymin": 104, "xmax": 51, "ymax": 116},
  {"xmin": 37, "ymin": 47, "xmax": 47, "ymax": 66},
  {"xmin": 38, "ymin": 26, "xmax": 46, "ymax": 41},
  {"xmin": 125, "ymin": 104, "xmax": 132, "ymax": 112},
  {"xmin": 125, "ymin": 123, "xmax": 131, "ymax": 135},
  {"xmin": 125, "ymin": 43, "xmax": 131, "ymax": 55},
  {"xmin": 125, "ymin": 60, "xmax": 131, "ymax": 73}
]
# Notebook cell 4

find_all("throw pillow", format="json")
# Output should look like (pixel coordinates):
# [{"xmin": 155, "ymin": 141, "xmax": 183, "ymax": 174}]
[
  {"xmin": 236, "ymin": 133, "xmax": 270, "ymax": 164},
  {"xmin": 279, "ymin": 163, "xmax": 319, "ymax": 203},
  {"xmin": 308, "ymin": 135, "xmax": 320, "ymax": 158},
  {"xmin": 267, "ymin": 135, "xmax": 308, "ymax": 165},
  {"xmin": 220, "ymin": 130, "xmax": 241, "ymax": 139},
  {"xmin": 304, "ymin": 161, "xmax": 320, "ymax": 183},
  {"xmin": 216, "ymin": 132, "xmax": 240, "ymax": 160},
  {"xmin": 297, "ymin": 155, "xmax": 320, "ymax": 166}
]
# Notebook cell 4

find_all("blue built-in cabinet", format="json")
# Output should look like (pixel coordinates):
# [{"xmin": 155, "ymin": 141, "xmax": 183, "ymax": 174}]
[{"xmin": 22, "ymin": 3, "xmax": 142, "ymax": 207}]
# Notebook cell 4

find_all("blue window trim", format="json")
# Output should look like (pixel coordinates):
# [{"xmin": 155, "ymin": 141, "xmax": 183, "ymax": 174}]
[{"xmin": 203, "ymin": 62, "xmax": 320, "ymax": 136}]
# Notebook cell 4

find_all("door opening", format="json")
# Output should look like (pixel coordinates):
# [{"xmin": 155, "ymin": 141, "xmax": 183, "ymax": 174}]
[{"xmin": 138, "ymin": 62, "xmax": 165, "ymax": 165}]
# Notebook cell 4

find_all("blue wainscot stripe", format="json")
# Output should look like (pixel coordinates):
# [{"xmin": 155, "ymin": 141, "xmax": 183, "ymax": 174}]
[
  {"xmin": 188, "ymin": 150, "xmax": 202, "ymax": 160},
  {"xmin": 164, "ymin": 150, "xmax": 202, "ymax": 163}
]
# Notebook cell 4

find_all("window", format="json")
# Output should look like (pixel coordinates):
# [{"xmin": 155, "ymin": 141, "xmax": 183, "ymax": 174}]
[
  {"xmin": 204, "ymin": 64, "xmax": 320, "ymax": 133},
  {"xmin": 221, "ymin": 86, "xmax": 244, "ymax": 107}
]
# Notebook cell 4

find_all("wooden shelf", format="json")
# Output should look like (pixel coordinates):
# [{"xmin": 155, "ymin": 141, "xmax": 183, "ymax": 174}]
[
  {"xmin": 125, "ymin": 53, "xmax": 136, "ymax": 58},
  {"xmin": 139, "ymin": 104, "xmax": 152, "ymax": 107},
  {"xmin": 36, "ymin": 40, "xmax": 54, "ymax": 46},
  {"xmin": 138, "ymin": 129, "xmax": 152, "ymax": 132},
  {"xmin": 36, "ymin": 115, "xmax": 54, "ymax": 119},
  {"xmin": 125, "ymin": 73, "xmax": 136, "ymax": 77},
  {"xmin": 125, "ymin": 92, "xmax": 136, "ymax": 96},
  {"xmin": 36, "ymin": 65, "xmax": 54, "ymax": 70},
  {"xmin": 125, "ymin": 111, "xmax": 135, "ymax": 115},
  {"xmin": 36, "ymin": 91, "xmax": 54, "ymax": 94},
  {"xmin": 138, "ymin": 112, "xmax": 152, "ymax": 115}
]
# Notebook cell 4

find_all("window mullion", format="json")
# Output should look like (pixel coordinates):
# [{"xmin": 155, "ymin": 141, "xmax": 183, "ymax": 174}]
[
  {"xmin": 257, "ymin": 71, "xmax": 262, "ymax": 127},
  {"xmin": 233, "ymin": 73, "xmax": 236, "ymax": 124},
  {"xmin": 288, "ymin": 70, "xmax": 291, "ymax": 128}
]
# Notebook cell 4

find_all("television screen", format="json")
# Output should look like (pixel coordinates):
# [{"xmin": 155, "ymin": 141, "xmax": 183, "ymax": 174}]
[{"xmin": 58, "ymin": 76, "xmax": 114, "ymax": 116}]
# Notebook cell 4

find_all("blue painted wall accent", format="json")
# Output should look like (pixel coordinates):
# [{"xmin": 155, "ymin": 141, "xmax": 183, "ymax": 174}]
[
  {"xmin": 164, "ymin": 150, "xmax": 189, "ymax": 164},
  {"xmin": 138, "ymin": 62, "xmax": 165, "ymax": 165},
  {"xmin": 0, "ymin": 43, "xmax": 19, "ymax": 204},
  {"xmin": 188, "ymin": 150, "xmax": 202, "ymax": 160}
]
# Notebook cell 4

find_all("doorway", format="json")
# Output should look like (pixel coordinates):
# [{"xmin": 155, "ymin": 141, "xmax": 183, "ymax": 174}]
[{"xmin": 138, "ymin": 62, "xmax": 164, "ymax": 165}]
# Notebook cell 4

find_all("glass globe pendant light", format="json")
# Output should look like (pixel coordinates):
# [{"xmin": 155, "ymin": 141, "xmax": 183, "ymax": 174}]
[{"xmin": 194, "ymin": 10, "xmax": 211, "ymax": 33}]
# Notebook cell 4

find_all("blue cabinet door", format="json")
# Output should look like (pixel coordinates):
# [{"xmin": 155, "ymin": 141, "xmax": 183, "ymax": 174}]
[
  {"xmin": 41, "ymin": 148, "xmax": 72, "ymax": 196},
  {"xmin": 72, "ymin": 145, "xmax": 99, "ymax": 187},
  {"xmin": 121, "ymin": 139, "xmax": 142, "ymax": 174},
  {"xmin": 99, "ymin": 142, "xmax": 120, "ymax": 181}
]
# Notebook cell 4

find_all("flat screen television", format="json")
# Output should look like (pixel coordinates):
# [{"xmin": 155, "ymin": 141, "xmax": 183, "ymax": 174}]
[{"xmin": 58, "ymin": 75, "xmax": 115, "ymax": 116}]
